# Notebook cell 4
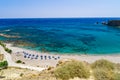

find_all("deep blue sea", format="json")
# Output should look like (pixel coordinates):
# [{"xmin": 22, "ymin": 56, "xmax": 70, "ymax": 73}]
[{"xmin": 0, "ymin": 18, "xmax": 120, "ymax": 55}]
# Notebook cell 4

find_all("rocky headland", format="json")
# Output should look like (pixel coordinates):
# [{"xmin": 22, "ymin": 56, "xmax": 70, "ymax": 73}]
[{"xmin": 107, "ymin": 20, "xmax": 120, "ymax": 26}]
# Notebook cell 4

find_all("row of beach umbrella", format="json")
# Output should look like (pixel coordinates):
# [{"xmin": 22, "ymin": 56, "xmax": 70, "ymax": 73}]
[{"xmin": 19, "ymin": 51, "xmax": 61, "ymax": 60}]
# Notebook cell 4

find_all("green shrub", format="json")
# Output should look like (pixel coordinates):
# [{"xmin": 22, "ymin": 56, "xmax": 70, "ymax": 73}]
[
  {"xmin": 54, "ymin": 60, "xmax": 90, "ymax": 80},
  {"xmin": 114, "ymin": 73, "xmax": 120, "ymax": 80},
  {"xmin": 0, "ymin": 41, "xmax": 6, "ymax": 48},
  {"xmin": 0, "ymin": 61, "xmax": 8, "ymax": 69},
  {"xmin": 16, "ymin": 60, "xmax": 22, "ymax": 63},
  {"xmin": 93, "ymin": 68, "xmax": 115, "ymax": 80},
  {"xmin": 115, "ymin": 63, "xmax": 120, "ymax": 71},
  {"xmin": 20, "ymin": 73, "xmax": 24, "ymax": 77},
  {"xmin": 0, "ymin": 41, "xmax": 12, "ymax": 54},
  {"xmin": 5, "ymin": 48, "xmax": 12, "ymax": 54},
  {"xmin": 92, "ymin": 59, "xmax": 116, "ymax": 80},
  {"xmin": 91, "ymin": 59, "xmax": 115, "ymax": 70}
]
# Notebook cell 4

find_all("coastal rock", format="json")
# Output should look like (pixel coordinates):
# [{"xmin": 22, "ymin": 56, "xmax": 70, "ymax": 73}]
[
  {"xmin": 107, "ymin": 20, "xmax": 120, "ymax": 26},
  {"xmin": 0, "ymin": 33, "xmax": 21, "ymax": 38},
  {"xmin": 101, "ymin": 21, "xmax": 107, "ymax": 25}
]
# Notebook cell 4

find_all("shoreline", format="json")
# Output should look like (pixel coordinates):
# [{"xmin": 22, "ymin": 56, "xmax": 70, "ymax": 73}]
[
  {"xmin": 5, "ymin": 43, "xmax": 120, "ymax": 68},
  {"xmin": 0, "ymin": 41, "xmax": 120, "ymax": 72},
  {"xmin": 8, "ymin": 43, "xmax": 120, "ymax": 56}
]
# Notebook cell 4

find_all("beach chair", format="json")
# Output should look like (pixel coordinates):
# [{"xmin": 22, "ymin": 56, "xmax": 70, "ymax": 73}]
[
  {"xmin": 40, "ymin": 55, "xmax": 43, "ymax": 60},
  {"xmin": 23, "ymin": 52, "xmax": 28, "ymax": 58},
  {"xmin": 35, "ymin": 55, "xmax": 39, "ymax": 59},
  {"xmin": 48, "ymin": 56, "xmax": 51, "ymax": 59},
  {"xmin": 44, "ymin": 55, "xmax": 47, "ymax": 60},
  {"xmin": 31, "ymin": 54, "xmax": 35, "ymax": 59},
  {"xmin": 52, "ymin": 56, "xmax": 54, "ymax": 58},
  {"xmin": 23, "ymin": 52, "xmax": 28, "ymax": 56},
  {"xmin": 54, "ymin": 58, "xmax": 57, "ymax": 60},
  {"xmin": 24, "ymin": 55, "xmax": 27, "ymax": 58},
  {"xmin": 28, "ymin": 54, "xmax": 31, "ymax": 58},
  {"xmin": 58, "ymin": 56, "xmax": 60, "ymax": 59}
]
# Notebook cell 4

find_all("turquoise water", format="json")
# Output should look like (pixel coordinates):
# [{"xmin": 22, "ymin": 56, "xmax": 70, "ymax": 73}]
[{"xmin": 0, "ymin": 18, "xmax": 120, "ymax": 54}]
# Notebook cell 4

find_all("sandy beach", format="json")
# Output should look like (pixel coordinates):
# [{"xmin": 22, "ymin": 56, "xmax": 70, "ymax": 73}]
[
  {"xmin": 3, "ymin": 43, "xmax": 119, "ymax": 69},
  {"xmin": 0, "ymin": 43, "xmax": 119, "ymax": 80},
  {"xmin": 0, "ymin": 43, "xmax": 45, "ymax": 71}
]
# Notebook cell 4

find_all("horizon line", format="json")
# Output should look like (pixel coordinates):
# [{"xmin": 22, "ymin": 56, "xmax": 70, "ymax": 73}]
[{"xmin": 0, "ymin": 17, "xmax": 120, "ymax": 19}]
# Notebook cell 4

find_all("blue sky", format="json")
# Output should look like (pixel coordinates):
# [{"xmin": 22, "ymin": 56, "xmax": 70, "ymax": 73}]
[{"xmin": 0, "ymin": 0, "xmax": 120, "ymax": 18}]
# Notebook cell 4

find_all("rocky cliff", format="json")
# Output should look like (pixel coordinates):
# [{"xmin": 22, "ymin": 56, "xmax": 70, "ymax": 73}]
[{"xmin": 107, "ymin": 20, "xmax": 120, "ymax": 26}]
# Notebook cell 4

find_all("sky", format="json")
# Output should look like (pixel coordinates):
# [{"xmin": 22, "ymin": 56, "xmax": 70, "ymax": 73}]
[{"xmin": 0, "ymin": 0, "xmax": 120, "ymax": 18}]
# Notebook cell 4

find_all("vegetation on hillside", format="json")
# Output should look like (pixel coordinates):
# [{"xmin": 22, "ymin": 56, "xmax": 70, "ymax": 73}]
[
  {"xmin": 0, "ymin": 41, "xmax": 6, "ymax": 48},
  {"xmin": 0, "ymin": 61, "xmax": 8, "ymax": 69},
  {"xmin": 0, "ymin": 41, "xmax": 12, "ymax": 54},
  {"xmin": 93, "ymin": 68, "xmax": 115, "ymax": 80},
  {"xmin": 91, "ymin": 59, "xmax": 118, "ymax": 80},
  {"xmin": 16, "ymin": 60, "xmax": 22, "ymax": 63},
  {"xmin": 4, "ymin": 47, "xmax": 12, "ymax": 54},
  {"xmin": 54, "ymin": 60, "xmax": 90, "ymax": 80},
  {"xmin": 7, "ymin": 59, "xmax": 120, "ymax": 80},
  {"xmin": 91, "ymin": 59, "xmax": 115, "ymax": 70},
  {"xmin": 115, "ymin": 73, "xmax": 120, "ymax": 80}
]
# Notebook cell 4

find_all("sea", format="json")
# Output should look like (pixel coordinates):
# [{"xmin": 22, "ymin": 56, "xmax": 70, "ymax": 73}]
[{"xmin": 0, "ymin": 18, "xmax": 120, "ymax": 55}]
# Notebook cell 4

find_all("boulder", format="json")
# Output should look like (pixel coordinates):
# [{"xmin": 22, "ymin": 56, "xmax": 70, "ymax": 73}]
[{"xmin": 107, "ymin": 20, "xmax": 120, "ymax": 26}]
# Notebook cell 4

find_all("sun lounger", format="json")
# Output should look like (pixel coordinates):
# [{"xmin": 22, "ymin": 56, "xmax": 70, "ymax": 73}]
[
  {"xmin": 35, "ymin": 55, "xmax": 39, "ymax": 59},
  {"xmin": 48, "ymin": 56, "xmax": 51, "ymax": 59},
  {"xmin": 58, "ymin": 56, "xmax": 60, "ymax": 59},
  {"xmin": 40, "ymin": 55, "xmax": 43, "ymax": 60},
  {"xmin": 44, "ymin": 55, "xmax": 47, "ymax": 60}
]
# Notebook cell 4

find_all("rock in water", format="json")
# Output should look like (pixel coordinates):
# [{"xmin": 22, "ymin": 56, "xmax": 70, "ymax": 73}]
[{"xmin": 107, "ymin": 20, "xmax": 120, "ymax": 26}]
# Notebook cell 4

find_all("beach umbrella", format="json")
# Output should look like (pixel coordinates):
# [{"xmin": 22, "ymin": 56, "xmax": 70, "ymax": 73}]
[
  {"xmin": 40, "ymin": 55, "xmax": 43, "ymax": 60},
  {"xmin": 24, "ymin": 55, "xmax": 27, "ymax": 58},
  {"xmin": 44, "ymin": 55, "xmax": 47, "ymax": 60},
  {"xmin": 28, "ymin": 54, "xmax": 31, "ymax": 58},
  {"xmin": 48, "ymin": 56, "xmax": 51, "ymax": 59},
  {"xmin": 31, "ymin": 54, "xmax": 35, "ymax": 59},
  {"xmin": 35, "ymin": 55, "xmax": 39, "ymax": 59},
  {"xmin": 58, "ymin": 56, "xmax": 60, "ymax": 59}
]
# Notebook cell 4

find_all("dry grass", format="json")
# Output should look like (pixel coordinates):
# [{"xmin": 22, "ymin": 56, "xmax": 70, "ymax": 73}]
[
  {"xmin": 0, "ymin": 59, "xmax": 120, "ymax": 80},
  {"xmin": 0, "ymin": 67, "xmax": 39, "ymax": 80}
]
